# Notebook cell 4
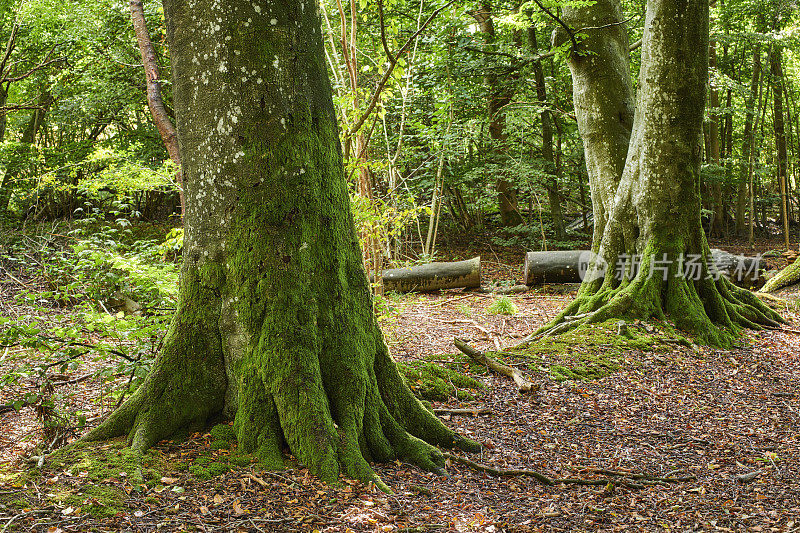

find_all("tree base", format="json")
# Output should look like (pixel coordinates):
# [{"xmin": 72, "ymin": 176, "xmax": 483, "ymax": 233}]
[
  {"xmin": 522, "ymin": 266, "xmax": 783, "ymax": 349},
  {"xmin": 83, "ymin": 310, "xmax": 481, "ymax": 493}
]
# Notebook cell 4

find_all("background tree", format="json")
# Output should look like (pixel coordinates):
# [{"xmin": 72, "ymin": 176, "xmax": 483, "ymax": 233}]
[
  {"xmin": 129, "ymin": 0, "xmax": 183, "ymax": 217},
  {"xmin": 535, "ymin": 0, "xmax": 783, "ymax": 346}
]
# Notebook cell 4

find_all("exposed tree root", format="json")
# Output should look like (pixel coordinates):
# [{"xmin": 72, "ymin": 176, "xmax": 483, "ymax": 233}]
[
  {"xmin": 432, "ymin": 408, "xmax": 492, "ymax": 416},
  {"xmin": 443, "ymin": 453, "xmax": 695, "ymax": 490},
  {"xmin": 83, "ymin": 276, "xmax": 481, "ymax": 493},
  {"xmin": 759, "ymin": 256, "xmax": 800, "ymax": 294},
  {"xmin": 518, "ymin": 254, "xmax": 784, "ymax": 349}
]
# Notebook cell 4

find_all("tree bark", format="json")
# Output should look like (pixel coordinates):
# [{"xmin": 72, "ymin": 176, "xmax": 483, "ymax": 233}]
[
  {"xmin": 522, "ymin": 249, "xmax": 761, "ymax": 286},
  {"xmin": 84, "ymin": 0, "xmax": 478, "ymax": 489},
  {"xmin": 737, "ymin": 44, "xmax": 761, "ymax": 237},
  {"xmin": 382, "ymin": 257, "xmax": 481, "ymax": 293},
  {"xmin": 707, "ymin": 0, "xmax": 724, "ymax": 237},
  {"xmin": 545, "ymin": 0, "xmax": 781, "ymax": 346},
  {"xmin": 529, "ymin": 27, "xmax": 565, "ymax": 241},
  {"xmin": 560, "ymin": 0, "xmax": 635, "ymax": 251},
  {"xmin": 129, "ymin": 0, "xmax": 184, "ymax": 217}
]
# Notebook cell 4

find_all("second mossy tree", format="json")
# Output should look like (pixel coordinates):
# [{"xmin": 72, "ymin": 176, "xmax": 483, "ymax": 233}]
[
  {"xmin": 83, "ymin": 0, "xmax": 478, "ymax": 490},
  {"xmin": 543, "ymin": 0, "xmax": 783, "ymax": 345}
]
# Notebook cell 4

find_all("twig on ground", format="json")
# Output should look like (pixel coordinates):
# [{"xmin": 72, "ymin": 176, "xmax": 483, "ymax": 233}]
[
  {"xmin": 430, "ymin": 294, "xmax": 477, "ymax": 307},
  {"xmin": 520, "ymin": 312, "xmax": 593, "ymax": 347},
  {"xmin": 0, "ymin": 268, "xmax": 28, "ymax": 289},
  {"xmin": 570, "ymin": 466, "xmax": 696, "ymax": 483},
  {"xmin": 763, "ymin": 325, "xmax": 800, "ymax": 335},
  {"xmin": 432, "ymin": 408, "xmax": 491, "ymax": 416}
]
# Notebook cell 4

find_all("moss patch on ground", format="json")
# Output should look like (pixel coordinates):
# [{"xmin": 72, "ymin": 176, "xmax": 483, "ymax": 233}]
[
  {"xmin": 13, "ymin": 439, "xmax": 170, "ymax": 519},
  {"xmin": 398, "ymin": 360, "xmax": 484, "ymax": 401},
  {"xmin": 514, "ymin": 319, "xmax": 682, "ymax": 382}
]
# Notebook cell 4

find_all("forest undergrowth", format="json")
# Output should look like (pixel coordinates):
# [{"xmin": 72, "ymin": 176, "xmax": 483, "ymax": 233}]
[{"xmin": 0, "ymin": 222, "xmax": 799, "ymax": 532}]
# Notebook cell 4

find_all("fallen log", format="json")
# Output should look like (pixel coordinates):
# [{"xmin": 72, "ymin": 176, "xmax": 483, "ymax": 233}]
[
  {"xmin": 453, "ymin": 338, "xmax": 536, "ymax": 393},
  {"xmin": 709, "ymin": 249, "xmax": 761, "ymax": 284},
  {"xmin": 759, "ymin": 255, "xmax": 800, "ymax": 293},
  {"xmin": 382, "ymin": 257, "xmax": 481, "ymax": 293},
  {"xmin": 523, "ymin": 249, "xmax": 761, "ymax": 286},
  {"xmin": 523, "ymin": 250, "xmax": 588, "ymax": 285}
]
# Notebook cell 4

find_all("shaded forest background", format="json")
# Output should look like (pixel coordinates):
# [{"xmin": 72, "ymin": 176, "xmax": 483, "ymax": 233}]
[{"xmin": 1, "ymin": 0, "xmax": 799, "ymax": 256}]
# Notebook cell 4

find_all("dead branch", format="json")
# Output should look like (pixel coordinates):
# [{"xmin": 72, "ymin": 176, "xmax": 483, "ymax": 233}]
[
  {"xmin": 432, "ymin": 408, "xmax": 491, "ymax": 416},
  {"xmin": 453, "ymin": 338, "xmax": 536, "ymax": 393},
  {"xmin": 443, "ymin": 453, "xmax": 693, "ymax": 490}
]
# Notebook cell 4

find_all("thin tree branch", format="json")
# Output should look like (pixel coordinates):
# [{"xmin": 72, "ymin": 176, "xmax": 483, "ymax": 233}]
[
  {"xmin": 530, "ymin": 0, "xmax": 578, "ymax": 52},
  {"xmin": 377, "ymin": 0, "xmax": 395, "ymax": 63},
  {"xmin": 3, "ymin": 56, "xmax": 66, "ymax": 83},
  {"xmin": 577, "ymin": 13, "xmax": 640, "ymax": 33},
  {"xmin": 0, "ymin": 23, "xmax": 18, "ymax": 78},
  {"xmin": 462, "ymin": 45, "xmax": 521, "ymax": 60},
  {"xmin": 349, "ymin": 0, "xmax": 458, "ymax": 136}
]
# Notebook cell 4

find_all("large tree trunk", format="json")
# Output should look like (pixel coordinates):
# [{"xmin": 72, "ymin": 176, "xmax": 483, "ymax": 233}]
[
  {"xmin": 541, "ymin": 0, "xmax": 781, "ymax": 346},
  {"xmin": 561, "ymin": 0, "xmax": 635, "ymax": 251},
  {"xmin": 84, "ymin": 0, "xmax": 477, "ymax": 489},
  {"xmin": 130, "ymin": 0, "xmax": 185, "ymax": 217}
]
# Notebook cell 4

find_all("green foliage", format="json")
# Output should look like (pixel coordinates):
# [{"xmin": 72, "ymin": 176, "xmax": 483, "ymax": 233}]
[
  {"xmin": 487, "ymin": 296, "xmax": 518, "ymax": 316},
  {"xmin": 0, "ymin": 219, "xmax": 182, "ymax": 451}
]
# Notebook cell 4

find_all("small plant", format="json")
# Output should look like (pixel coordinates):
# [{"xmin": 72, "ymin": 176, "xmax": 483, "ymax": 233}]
[{"xmin": 487, "ymin": 296, "xmax": 518, "ymax": 316}]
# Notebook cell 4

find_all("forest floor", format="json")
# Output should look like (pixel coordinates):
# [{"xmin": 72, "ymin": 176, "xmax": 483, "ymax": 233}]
[{"xmin": 1, "ymin": 238, "xmax": 800, "ymax": 532}]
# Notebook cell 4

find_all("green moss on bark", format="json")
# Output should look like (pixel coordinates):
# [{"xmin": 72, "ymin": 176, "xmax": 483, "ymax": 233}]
[
  {"xmin": 81, "ymin": 263, "xmax": 228, "ymax": 452},
  {"xmin": 760, "ymin": 256, "xmax": 800, "ymax": 293},
  {"xmin": 82, "ymin": 0, "xmax": 481, "ymax": 493}
]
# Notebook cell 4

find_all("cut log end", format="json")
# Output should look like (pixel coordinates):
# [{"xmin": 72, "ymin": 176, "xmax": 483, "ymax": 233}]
[{"xmin": 523, "ymin": 249, "xmax": 762, "ymax": 287}]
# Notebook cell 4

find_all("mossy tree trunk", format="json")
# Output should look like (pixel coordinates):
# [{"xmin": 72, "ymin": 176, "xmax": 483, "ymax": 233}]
[
  {"xmin": 541, "ymin": 0, "xmax": 782, "ymax": 346},
  {"xmin": 561, "ymin": 0, "xmax": 635, "ymax": 252},
  {"xmin": 84, "ymin": 0, "xmax": 477, "ymax": 490}
]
